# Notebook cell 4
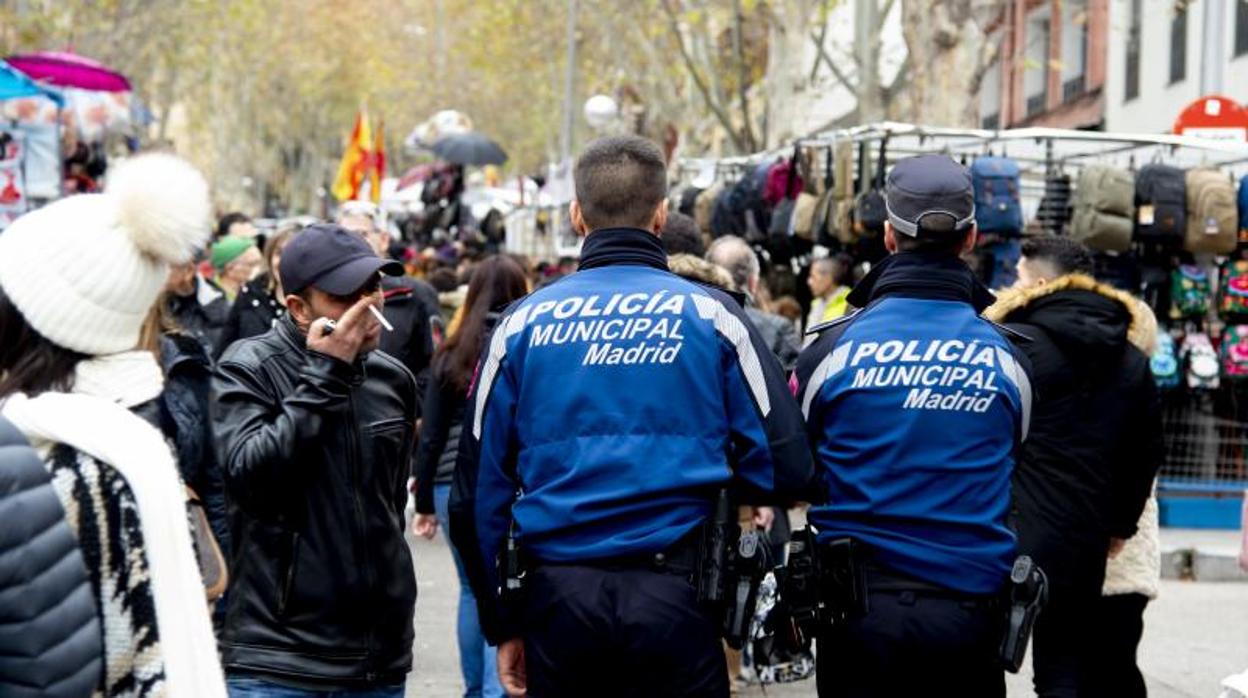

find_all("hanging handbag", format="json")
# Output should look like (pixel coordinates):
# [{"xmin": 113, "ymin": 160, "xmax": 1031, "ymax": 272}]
[{"xmin": 186, "ymin": 486, "xmax": 228, "ymax": 602}]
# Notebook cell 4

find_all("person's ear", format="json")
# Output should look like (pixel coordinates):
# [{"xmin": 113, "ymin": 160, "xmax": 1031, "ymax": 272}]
[
  {"xmin": 960, "ymin": 224, "xmax": 978, "ymax": 255},
  {"xmin": 285, "ymin": 293, "xmax": 311, "ymax": 328},
  {"xmin": 570, "ymin": 201, "xmax": 589, "ymax": 237},
  {"xmin": 650, "ymin": 199, "xmax": 669, "ymax": 235},
  {"xmin": 883, "ymin": 223, "xmax": 899, "ymax": 253}
]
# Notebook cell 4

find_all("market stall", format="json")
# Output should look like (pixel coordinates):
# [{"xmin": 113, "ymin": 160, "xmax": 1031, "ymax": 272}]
[{"xmin": 672, "ymin": 121, "xmax": 1248, "ymax": 528}]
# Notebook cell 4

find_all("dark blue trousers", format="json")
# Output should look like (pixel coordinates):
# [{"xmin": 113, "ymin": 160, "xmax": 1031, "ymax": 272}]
[
  {"xmin": 816, "ymin": 588, "xmax": 1004, "ymax": 697},
  {"xmin": 521, "ymin": 564, "xmax": 728, "ymax": 697}
]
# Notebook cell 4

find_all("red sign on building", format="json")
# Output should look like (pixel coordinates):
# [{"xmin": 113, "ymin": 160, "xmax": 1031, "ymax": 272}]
[{"xmin": 1173, "ymin": 95, "xmax": 1248, "ymax": 142}]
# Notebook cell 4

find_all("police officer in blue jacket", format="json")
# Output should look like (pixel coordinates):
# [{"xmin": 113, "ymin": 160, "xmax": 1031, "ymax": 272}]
[
  {"xmin": 450, "ymin": 135, "xmax": 819, "ymax": 698},
  {"xmin": 794, "ymin": 154, "xmax": 1033, "ymax": 697}
]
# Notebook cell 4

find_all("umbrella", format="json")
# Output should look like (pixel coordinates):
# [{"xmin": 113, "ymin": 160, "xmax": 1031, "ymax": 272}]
[
  {"xmin": 6, "ymin": 51, "xmax": 131, "ymax": 92},
  {"xmin": 432, "ymin": 132, "xmax": 508, "ymax": 166},
  {"xmin": 0, "ymin": 60, "xmax": 62, "ymax": 104}
]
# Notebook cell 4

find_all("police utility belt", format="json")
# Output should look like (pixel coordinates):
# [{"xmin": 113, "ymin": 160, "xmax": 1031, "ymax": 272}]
[
  {"xmin": 498, "ymin": 488, "xmax": 768, "ymax": 650},
  {"xmin": 777, "ymin": 525, "xmax": 1048, "ymax": 673}
]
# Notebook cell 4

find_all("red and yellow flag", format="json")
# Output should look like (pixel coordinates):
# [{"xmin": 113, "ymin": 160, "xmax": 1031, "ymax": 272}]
[
  {"xmin": 332, "ymin": 109, "xmax": 372, "ymax": 202},
  {"xmin": 369, "ymin": 119, "xmax": 386, "ymax": 204}
]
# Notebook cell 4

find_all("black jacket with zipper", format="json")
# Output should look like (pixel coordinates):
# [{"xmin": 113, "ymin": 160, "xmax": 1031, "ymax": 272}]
[
  {"xmin": 412, "ymin": 312, "xmax": 500, "ymax": 514},
  {"xmin": 211, "ymin": 315, "xmax": 418, "ymax": 689},
  {"xmin": 378, "ymin": 276, "xmax": 437, "ymax": 417},
  {"xmin": 216, "ymin": 274, "xmax": 288, "ymax": 360},
  {"xmin": 985, "ymin": 274, "xmax": 1162, "ymax": 594}
]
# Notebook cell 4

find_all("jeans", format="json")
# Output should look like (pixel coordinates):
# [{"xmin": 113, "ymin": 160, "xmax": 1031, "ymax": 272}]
[
  {"xmin": 435, "ymin": 484, "xmax": 503, "ymax": 698},
  {"xmin": 226, "ymin": 677, "xmax": 403, "ymax": 698}
]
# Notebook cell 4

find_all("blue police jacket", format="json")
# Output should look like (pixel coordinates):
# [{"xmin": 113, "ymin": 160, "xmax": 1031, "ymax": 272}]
[
  {"xmin": 794, "ymin": 251, "xmax": 1032, "ymax": 595},
  {"xmin": 449, "ymin": 227, "xmax": 818, "ymax": 642}
]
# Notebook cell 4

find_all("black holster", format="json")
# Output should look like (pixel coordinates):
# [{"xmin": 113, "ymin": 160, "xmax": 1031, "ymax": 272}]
[
  {"xmin": 499, "ymin": 520, "xmax": 526, "ymax": 604},
  {"xmin": 999, "ymin": 555, "xmax": 1047, "ymax": 673},
  {"xmin": 777, "ymin": 526, "xmax": 868, "ymax": 644},
  {"xmin": 696, "ymin": 489, "xmax": 769, "ymax": 650}
]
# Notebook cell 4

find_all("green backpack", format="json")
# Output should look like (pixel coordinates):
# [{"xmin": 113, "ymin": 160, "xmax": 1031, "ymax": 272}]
[
  {"xmin": 1171, "ymin": 265, "xmax": 1211, "ymax": 319},
  {"xmin": 1219, "ymin": 260, "xmax": 1248, "ymax": 321}
]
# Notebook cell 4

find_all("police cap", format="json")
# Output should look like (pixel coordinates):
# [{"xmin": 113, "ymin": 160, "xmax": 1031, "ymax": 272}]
[{"xmin": 885, "ymin": 154, "xmax": 976, "ymax": 237}]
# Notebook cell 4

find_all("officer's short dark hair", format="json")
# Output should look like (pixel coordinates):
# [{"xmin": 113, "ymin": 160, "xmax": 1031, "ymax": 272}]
[
  {"xmin": 661, "ymin": 212, "xmax": 704, "ymax": 257},
  {"xmin": 574, "ymin": 136, "xmax": 668, "ymax": 231},
  {"xmin": 890, "ymin": 215, "xmax": 973, "ymax": 256},
  {"xmin": 1021, "ymin": 235, "xmax": 1094, "ymax": 276}
]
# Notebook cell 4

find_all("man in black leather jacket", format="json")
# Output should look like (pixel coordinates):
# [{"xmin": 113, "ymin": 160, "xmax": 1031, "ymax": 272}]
[{"xmin": 212, "ymin": 223, "xmax": 418, "ymax": 697}]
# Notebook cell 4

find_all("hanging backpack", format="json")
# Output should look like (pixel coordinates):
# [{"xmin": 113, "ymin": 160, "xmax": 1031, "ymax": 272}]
[
  {"xmin": 1036, "ymin": 172, "xmax": 1073, "ymax": 236},
  {"xmin": 1222, "ymin": 325, "xmax": 1248, "ymax": 380},
  {"xmin": 1239, "ymin": 176, "xmax": 1248, "ymax": 241},
  {"xmin": 1134, "ymin": 163, "xmax": 1186, "ymax": 247},
  {"xmin": 1220, "ymin": 259, "xmax": 1248, "ymax": 322},
  {"xmin": 1150, "ymin": 332, "xmax": 1181, "ymax": 391},
  {"xmin": 1184, "ymin": 169, "xmax": 1238, "ymax": 254},
  {"xmin": 1170, "ymin": 264, "xmax": 1211, "ymax": 319},
  {"xmin": 971, "ymin": 156, "xmax": 1024, "ymax": 236},
  {"xmin": 1183, "ymin": 331, "xmax": 1221, "ymax": 390},
  {"xmin": 854, "ymin": 138, "xmax": 887, "ymax": 240},
  {"xmin": 792, "ymin": 192, "xmax": 819, "ymax": 241},
  {"xmin": 1072, "ymin": 165, "xmax": 1135, "ymax": 252}
]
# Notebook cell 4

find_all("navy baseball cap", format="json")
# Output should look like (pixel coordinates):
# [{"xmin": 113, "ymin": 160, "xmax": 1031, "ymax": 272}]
[
  {"xmin": 278, "ymin": 223, "xmax": 403, "ymax": 295},
  {"xmin": 885, "ymin": 154, "xmax": 976, "ymax": 237}
]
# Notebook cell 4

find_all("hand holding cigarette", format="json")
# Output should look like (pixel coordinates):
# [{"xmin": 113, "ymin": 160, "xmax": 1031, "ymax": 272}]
[
  {"xmin": 369, "ymin": 304, "xmax": 394, "ymax": 332},
  {"xmin": 306, "ymin": 295, "xmax": 384, "ymax": 363}
]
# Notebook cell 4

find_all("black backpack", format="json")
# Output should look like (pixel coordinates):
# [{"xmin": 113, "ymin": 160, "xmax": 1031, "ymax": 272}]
[
  {"xmin": 1036, "ymin": 172, "xmax": 1073, "ymax": 236},
  {"xmin": 855, "ymin": 138, "xmax": 887, "ymax": 238},
  {"xmin": 1134, "ymin": 163, "xmax": 1186, "ymax": 247}
]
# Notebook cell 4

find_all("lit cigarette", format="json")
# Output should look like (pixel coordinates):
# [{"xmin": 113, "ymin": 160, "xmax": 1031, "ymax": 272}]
[{"xmin": 369, "ymin": 305, "xmax": 394, "ymax": 332}]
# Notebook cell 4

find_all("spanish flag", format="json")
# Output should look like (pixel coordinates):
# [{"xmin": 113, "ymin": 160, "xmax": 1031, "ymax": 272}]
[
  {"xmin": 331, "ymin": 109, "xmax": 372, "ymax": 202},
  {"xmin": 369, "ymin": 119, "xmax": 385, "ymax": 204}
]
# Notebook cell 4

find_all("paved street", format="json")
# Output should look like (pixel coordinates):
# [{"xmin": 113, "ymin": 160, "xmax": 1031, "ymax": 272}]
[{"xmin": 405, "ymin": 531, "xmax": 1248, "ymax": 697}]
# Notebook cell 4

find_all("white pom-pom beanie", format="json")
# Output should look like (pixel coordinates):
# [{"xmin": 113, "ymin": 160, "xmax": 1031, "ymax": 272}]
[{"xmin": 0, "ymin": 153, "xmax": 212, "ymax": 356}]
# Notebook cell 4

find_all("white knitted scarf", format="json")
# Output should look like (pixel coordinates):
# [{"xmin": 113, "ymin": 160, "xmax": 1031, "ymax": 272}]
[{"xmin": 1, "ymin": 351, "xmax": 226, "ymax": 697}]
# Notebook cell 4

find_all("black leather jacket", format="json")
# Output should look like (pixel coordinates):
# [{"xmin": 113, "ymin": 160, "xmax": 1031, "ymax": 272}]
[{"xmin": 211, "ymin": 316, "xmax": 418, "ymax": 689}]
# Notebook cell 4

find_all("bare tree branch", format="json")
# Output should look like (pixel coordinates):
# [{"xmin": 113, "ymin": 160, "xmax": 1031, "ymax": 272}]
[
  {"xmin": 810, "ymin": 31, "xmax": 859, "ymax": 95},
  {"xmin": 660, "ymin": 0, "xmax": 748, "ymax": 152},
  {"xmin": 809, "ymin": 0, "xmax": 831, "ymax": 81},
  {"xmin": 732, "ymin": 0, "xmax": 759, "ymax": 152},
  {"xmin": 877, "ymin": 0, "xmax": 897, "ymax": 33},
  {"xmin": 882, "ymin": 53, "xmax": 910, "ymax": 104}
]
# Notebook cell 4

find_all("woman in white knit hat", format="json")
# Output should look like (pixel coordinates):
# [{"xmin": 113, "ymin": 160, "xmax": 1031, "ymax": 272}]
[{"xmin": 0, "ymin": 153, "xmax": 227, "ymax": 697}]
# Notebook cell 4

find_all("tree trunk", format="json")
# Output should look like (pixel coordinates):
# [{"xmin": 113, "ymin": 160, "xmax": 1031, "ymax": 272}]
[
  {"xmin": 900, "ymin": 0, "xmax": 1005, "ymax": 127},
  {"xmin": 762, "ymin": 0, "xmax": 817, "ymax": 146}
]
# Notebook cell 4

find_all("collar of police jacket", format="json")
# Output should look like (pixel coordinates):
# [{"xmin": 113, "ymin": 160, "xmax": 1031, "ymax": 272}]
[
  {"xmin": 579, "ymin": 227, "xmax": 668, "ymax": 272},
  {"xmin": 847, "ymin": 251, "xmax": 995, "ymax": 313}
]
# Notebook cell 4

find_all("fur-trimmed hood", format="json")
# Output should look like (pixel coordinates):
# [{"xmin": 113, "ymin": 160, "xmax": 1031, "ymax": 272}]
[{"xmin": 985, "ymin": 273, "xmax": 1157, "ymax": 355}]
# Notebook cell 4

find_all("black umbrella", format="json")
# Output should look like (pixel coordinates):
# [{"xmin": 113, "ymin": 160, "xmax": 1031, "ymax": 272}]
[{"xmin": 431, "ymin": 132, "xmax": 508, "ymax": 166}]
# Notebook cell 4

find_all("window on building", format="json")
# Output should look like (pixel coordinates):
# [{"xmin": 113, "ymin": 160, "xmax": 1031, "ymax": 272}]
[
  {"xmin": 1236, "ymin": 0, "xmax": 1248, "ymax": 57},
  {"xmin": 1170, "ymin": 1, "xmax": 1187, "ymax": 84},
  {"xmin": 1061, "ymin": 0, "xmax": 1088, "ymax": 102},
  {"xmin": 1025, "ymin": 8, "xmax": 1050, "ymax": 117},
  {"xmin": 1126, "ymin": 0, "xmax": 1141, "ymax": 101}
]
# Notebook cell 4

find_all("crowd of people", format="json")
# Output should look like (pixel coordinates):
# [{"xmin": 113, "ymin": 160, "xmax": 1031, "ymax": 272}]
[{"xmin": 0, "ymin": 137, "xmax": 1163, "ymax": 698}]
